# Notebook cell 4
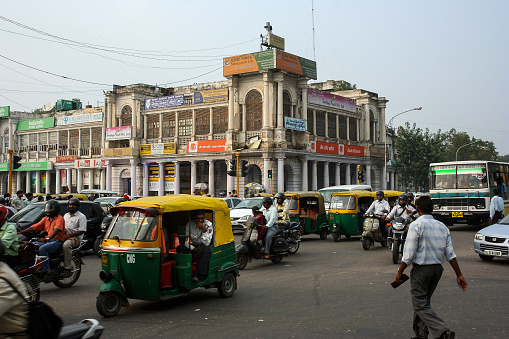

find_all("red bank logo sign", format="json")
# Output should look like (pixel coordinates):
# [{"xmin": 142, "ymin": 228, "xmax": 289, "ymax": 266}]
[
  {"xmin": 311, "ymin": 142, "xmax": 364, "ymax": 157},
  {"xmin": 187, "ymin": 140, "xmax": 227, "ymax": 153}
]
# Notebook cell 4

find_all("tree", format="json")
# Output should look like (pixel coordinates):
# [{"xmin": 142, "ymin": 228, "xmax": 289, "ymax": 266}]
[
  {"xmin": 394, "ymin": 123, "xmax": 446, "ymax": 191},
  {"xmin": 498, "ymin": 154, "xmax": 509, "ymax": 162},
  {"xmin": 442, "ymin": 128, "xmax": 498, "ymax": 161},
  {"xmin": 334, "ymin": 81, "xmax": 357, "ymax": 91}
]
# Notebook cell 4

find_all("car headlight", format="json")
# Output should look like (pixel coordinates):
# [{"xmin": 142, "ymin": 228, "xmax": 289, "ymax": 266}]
[{"xmin": 474, "ymin": 233, "xmax": 483, "ymax": 240}]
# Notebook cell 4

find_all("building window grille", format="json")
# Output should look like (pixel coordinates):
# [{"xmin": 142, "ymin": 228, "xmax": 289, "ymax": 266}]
[
  {"xmin": 349, "ymin": 117, "xmax": 358, "ymax": 141},
  {"xmin": 178, "ymin": 110, "xmax": 192, "ymax": 136},
  {"xmin": 195, "ymin": 108, "xmax": 210, "ymax": 135},
  {"xmin": 121, "ymin": 105, "xmax": 132, "ymax": 126},
  {"xmin": 162, "ymin": 112, "xmax": 175, "ymax": 137},
  {"xmin": 328, "ymin": 113, "xmax": 337, "ymax": 139},
  {"xmin": 147, "ymin": 114, "xmax": 160, "ymax": 139},
  {"xmin": 316, "ymin": 111, "xmax": 326, "ymax": 136},
  {"xmin": 80, "ymin": 129, "xmax": 90, "ymax": 149},
  {"xmin": 339, "ymin": 115, "xmax": 347, "ymax": 140},
  {"xmin": 245, "ymin": 90, "xmax": 262, "ymax": 131},
  {"xmin": 213, "ymin": 106, "xmax": 228, "ymax": 133},
  {"xmin": 91, "ymin": 127, "xmax": 102, "ymax": 148},
  {"xmin": 307, "ymin": 108, "xmax": 313, "ymax": 133}
]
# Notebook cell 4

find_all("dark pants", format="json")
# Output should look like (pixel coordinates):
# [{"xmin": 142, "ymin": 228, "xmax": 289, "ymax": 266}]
[
  {"xmin": 193, "ymin": 245, "xmax": 211, "ymax": 277},
  {"xmin": 492, "ymin": 211, "xmax": 503, "ymax": 224},
  {"xmin": 410, "ymin": 264, "xmax": 449, "ymax": 339}
]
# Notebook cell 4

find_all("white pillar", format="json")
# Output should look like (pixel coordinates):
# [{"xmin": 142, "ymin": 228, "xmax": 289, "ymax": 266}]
[
  {"xmin": 301, "ymin": 159, "xmax": 308, "ymax": 191},
  {"xmin": 345, "ymin": 164, "xmax": 351, "ymax": 185},
  {"xmin": 55, "ymin": 170, "xmax": 61, "ymax": 194},
  {"xmin": 45, "ymin": 170, "xmax": 51, "ymax": 194},
  {"xmin": 130, "ymin": 160, "xmax": 137, "ymax": 196},
  {"xmin": 389, "ymin": 171, "xmax": 395, "ymax": 190},
  {"xmin": 106, "ymin": 163, "xmax": 112, "ymax": 191},
  {"xmin": 88, "ymin": 169, "xmax": 94, "ymax": 189},
  {"xmin": 323, "ymin": 162, "xmax": 330, "ymax": 188},
  {"xmin": 311, "ymin": 160, "xmax": 318, "ymax": 191},
  {"xmin": 100, "ymin": 169, "xmax": 105, "ymax": 190},
  {"xmin": 208, "ymin": 160, "xmax": 215, "ymax": 196},
  {"xmin": 335, "ymin": 162, "xmax": 341, "ymax": 186},
  {"xmin": 174, "ymin": 161, "xmax": 180, "ymax": 194},
  {"xmin": 143, "ymin": 163, "xmax": 149, "ymax": 197},
  {"xmin": 77, "ymin": 168, "xmax": 83, "ymax": 193},
  {"xmin": 277, "ymin": 80, "xmax": 284, "ymax": 128},
  {"xmin": 227, "ymin": 160, "xmax": 234, "ymax": 195},
  {"xmin": 277, "ymin": 157, "xmax": 284, "ymax": 192},
  {"xmin": 66, "ymin": 169, "xmax": 72, "ymax": 192},
  {"xmin": 190, "ymin": 160, "xmax": 197, "ymax": 194},
  {"xmin": 132, "ymin": 100, "xmax": 137, "ymax": 138},
  {"xmin": 263, "ymin": 73, "xmax": 270, "ymax": 128},
  {"xmin": 366, "ymin": 164, "xmax": 371, "ymax": 186},
  {"xmin": 158, "ymin": 162, "xmax": 165, "ymax": 196},
  {"xmin": 26, "ymin": 171, "xmax": 31, "ymax": 192},
  {"xmin": 228, "ymin": 79, "xmax": 235, "ymax": 131},
  {"xmin": 263, "ymin": 157, "xmax": 270, "ymax": 191},
  {"xmin": 35, "ymin": 171, "xmax": 41, "ymax": 194}
]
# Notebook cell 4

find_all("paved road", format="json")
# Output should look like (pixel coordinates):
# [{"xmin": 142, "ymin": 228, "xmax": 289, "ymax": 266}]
[{"xmin": 39, "ymin": 224, "xmax": 508, "ymax": 338}]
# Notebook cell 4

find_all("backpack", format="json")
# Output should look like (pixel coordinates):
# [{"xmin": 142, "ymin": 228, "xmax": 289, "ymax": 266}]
[{"xmin": 0, "ymin": 277, "xmax": 63, "ymax": 339}]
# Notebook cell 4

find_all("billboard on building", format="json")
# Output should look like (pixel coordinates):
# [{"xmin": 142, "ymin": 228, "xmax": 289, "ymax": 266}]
[
  {"xmin": 268, "ymin": 33, "xmax": 285, "ymax": 50},
  {"xmin": 144, "ymin": 94, "xmax": 185, "ymax": 110},
  {"xmin": 103, "ymin": 148, "xmax": 133, "ymax": 156},
  {"xmin": 56, "ymin": 155, "xmax": 77, "ymax": 163},
  {"xmin": 0, "ymin": 161, "xmax": 52, "ymax": 171},
  {"xmin": 56, "ymin": 112, "xmax": 103, "ymax": 126},
  {"xmin": 149, "ymin": 165, "xmax": 159, "ymax": 191},
  {"xmin": 284, "ymin": 117, "xmax": 305, "ymax": 131},
  {"xmin": 307, "ymin": 88, "xmax": 357, "ymax": 113},
  {"xmin": 0, "ymin": 106, "xmax": 10, "ymax": 117},
  {"xmin": 141, "ymin": 143, "xmax": 176, "ymax": 155},
  {"xmin": 106, "ymin": 126, "xmax": 131, "ymax": 140},
  {"xmin": 193, "ymin": 88, "xmax": 228, "ymax": 104},
  {"xmin": 18, "ymin": 117, "xmax": 55, "ymax": 131},
  {"xmin": 223, "ymin": 49, "xmax": 317, "ymax": 79},
  {"xmin": 187, "ymin": 140, "xmax": 226, "ymax": 153},
  {"xmin": 308, "ymin": 141, "xmax": 364, "ymax": 157}
]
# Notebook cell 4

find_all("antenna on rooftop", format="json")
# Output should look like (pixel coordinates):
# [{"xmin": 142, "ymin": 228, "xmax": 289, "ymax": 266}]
[
  {"xmin": 312, "ymin": 1, "xmax": 316, "ymax": 61},
  {"xmin": 260, "ymin": 22, "xmax": 273, "ymax": 50}
]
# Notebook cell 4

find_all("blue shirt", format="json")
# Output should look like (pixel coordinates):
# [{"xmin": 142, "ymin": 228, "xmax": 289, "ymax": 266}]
[
  {"xmin": 490, "ymin": 195, "xmax": 504, "ymax": 218},
  {"xmin": 402, "ymin": 214, "xmax": 456, "ymax": 265}
]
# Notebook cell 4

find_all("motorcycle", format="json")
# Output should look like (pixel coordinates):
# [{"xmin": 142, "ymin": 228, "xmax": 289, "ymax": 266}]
[
  {"xmin": 361, "ymin": 213, "xmax": 388, "ymax": 250},
  {"xmin": 236, "ymin": 216, "xmax": 289, "ymax": 269},
  {"xmin": 281, "ymin": 221, "xmax": 301, "ymax": 254},
  {"xmin": 387, "ymin": 216, "xmax": 409, "ymax": 264}
]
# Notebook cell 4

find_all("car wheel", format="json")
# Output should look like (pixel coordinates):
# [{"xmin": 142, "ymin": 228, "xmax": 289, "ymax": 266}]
[
  {"xmin": 218, "ymin": 272, "xmax": 236, "ymax": 298},
  {"xmin": 319, "ymin": 229, "xmax": 328, "ymax": 240},
  {"xmin": 479, "ymin": 254, "xmax": 494, "ymax": 261}
]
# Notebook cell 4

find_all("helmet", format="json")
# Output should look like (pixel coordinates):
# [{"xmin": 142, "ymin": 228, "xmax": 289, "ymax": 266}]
[
  {"xmin": 219, "ymin": 191, "xmax": 226, "ymax": 197},
  {"xmin": 398, "ymin": 194, "xmax": 408, "ymax": 207},
  {"xmin": 275, "ymin": 192, "xmax": 286, "ymax": 203},
  {"xmin": 262, "ymin": 196, "xmax": 273, "ymax": 205},
  {"xmin": 0, "ymin": 197, "xmax": 6, "ymax": 205},
  {"xmin": 406, "ymin": 192, "xmax": 414, "ymax": 202},
  {"xmin": 0, "ymin": 205, "xmax": 8, "ymax": 222},
  {"xmin": 233, "ymin": 194, "xmax": 237, "ymax": 197},
  {"xmin": 55, "ymin": 195, "xmax": 62, "ymax": 200},
  {"xmin": 44, "ymin": 200, "xmax": 60, "ymax": 217},
  {"xmin": 376, "ymin": 190, "xmax": 384, "ymax": 197},
  {"xmin": 68, "ymin": 198, "xmax": 81, "ymax": 213}
]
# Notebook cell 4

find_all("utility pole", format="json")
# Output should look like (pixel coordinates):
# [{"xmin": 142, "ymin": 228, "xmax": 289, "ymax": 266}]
[
  {"xmin": 236, "ymin": 152, "xmax": 240, "ymax": 196},
  {"xmin": 8, "ymin": 149, "xmax": 13, "ymax": 194}
]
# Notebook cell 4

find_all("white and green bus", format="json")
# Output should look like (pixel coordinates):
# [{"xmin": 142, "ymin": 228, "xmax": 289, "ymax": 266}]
[{"xmin": 430, "ymin": 161, "xmax": 508, "ymax": 226}]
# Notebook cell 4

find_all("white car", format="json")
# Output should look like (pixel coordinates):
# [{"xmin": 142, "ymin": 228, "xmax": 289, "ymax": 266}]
[
  {"xmin": 229, "ymin": 197, "xmax": 264, "ymax": 232},
  {"xmin": 473, "ymin": 215, "xmax": 509, "ymax": 261}
]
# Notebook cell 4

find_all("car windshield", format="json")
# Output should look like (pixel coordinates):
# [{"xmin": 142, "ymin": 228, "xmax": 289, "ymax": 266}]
[
  {"xmin": 233, "ymin": 199, "xmax": 262, "ymax": 209},
  {"xmin": 329, "ymin": 196, "xmax": 356, "ymax": 210},
  {"xmin": 106, "ymin": 209, "xmax": 158, "ymax": 241},
  {"xmin": 9, "ymin": 204, "xmax": 44, "ymax": 223}
]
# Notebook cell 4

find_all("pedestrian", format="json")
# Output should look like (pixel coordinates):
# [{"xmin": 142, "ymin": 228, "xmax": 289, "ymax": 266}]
[
  {"xmin": 23, "ymin": 193, "xmax": 34, "ymax": 207},
  {"xmin": 37, "ymin": 195, "xmax": 45, "ymax": 202},
  {"xmin": 3, "ymin": 193, "xmax": 11, "ymax": 206},
  {"xmin": 490, "ymin": 188, "xmax": 504, "ymax": 224},
  {"xmin": 395, "ymin": 195, "xmax": 467, "ymax": 339},
  {"xmin": 46, "ymin": 194, "xmax": 53, "ymax": 201},
  {"xmin": 10, "ymin": 190, "xmax": 24, "ymax": 211}
]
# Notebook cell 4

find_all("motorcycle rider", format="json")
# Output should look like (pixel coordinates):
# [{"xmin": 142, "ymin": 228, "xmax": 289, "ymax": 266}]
[
  {"xmin": 0, "ymin": 205, "xmax": 19, "ymax": 269},
  {"xmin": 62, "ymin": 198, "xmax": 87, "ymax": 276},
  {"xmin": 260, "ymin": 196, "xmax": 278, "ymax": 259},
  {"xmin": 0, "ymin": 238, "xmax": 29, "ymax": 337},
  {"xmin": 19, "ymin": 200, "xmax": 66, "ymax": 279},
  {"xmin": 386, "ymin": 194, "xmax": 416, "ymax": 246},
  {"xmin": 275, "ymin": 192, "xmax": 289, "ymax": 223},
  {"xmin": 363, "ymin": 190, "xmax": 391, "ymax": 240}
]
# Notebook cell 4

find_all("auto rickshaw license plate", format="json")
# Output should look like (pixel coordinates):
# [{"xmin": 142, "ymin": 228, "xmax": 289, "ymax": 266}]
[{"xmin": 452, "ymin": 212, "xmax": 463, "ymax": 218}]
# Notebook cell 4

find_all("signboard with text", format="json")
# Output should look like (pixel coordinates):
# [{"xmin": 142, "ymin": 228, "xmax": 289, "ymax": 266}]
[
  {"xmin": 187, "ymin": 140, "xmax": 226, "ymax": 153},
  {"xmin": 0, "ymin": 161, "xmax": 52, "ymax": 171},
  {"xmin": 268, "ymin": 33, "xmax": 285, "ymax": 50},
  {"xmin": 194, "ymin": 88, "xmax": 228, "ymax": 104},
  {"xmin": 106, "ymin": 126, "xmax": 131, "ymax": 140},
  {"xmin": 308, "ymin": 141, "xmax": 364, "ymax": 157},
  {"xmin": 75, "ymin": 159, "xmax": 106, "ymax": 168},
  {"xmin": 308, "ymin": 88, "xmax": 357, "ymax": 113},
  {"xmin": 18, "ymin": 117, "xmax": 55, "ymax": 131},
  {"xmin": 284, "ymin": 117, "xmax": 305, "ymax": 131},
  {"xmin": 0, "ymin": 106, "xmax": 10, "ymax": 117},
  {"xmin": 56, "ymin": 112, "xmax": 103, "ymax": 126},
  {"xmin": 140, "ymin": 143, "xmax": 176, "ymax": 155},
  {"xmin": 144, "ymin": 94, "xmax": 185, "ymax": 110},
  {"xmin": 56, "ymin": 155, "xmax": 77, "ymax": 163}
]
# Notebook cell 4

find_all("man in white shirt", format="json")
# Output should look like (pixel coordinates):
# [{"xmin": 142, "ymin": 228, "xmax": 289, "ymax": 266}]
[
  {"xmin": 490, "ymin": 188, "xmax": 504, "ymax": 224},
  {"xmin": 364, "ymin": 191, "xmax": 390, "ymax": 217},
  {"xmin": 261, "ymin": 196, "xmax": 278, "ymax": 259},
  {"xmin": 10, "ymin": 191, "xmax": 24, "ymax": 211},
  {"xmin": 62, "ymin": 198, "xmax": 87, "ymax": 275},
  {"xmin": 185, "ymin": 210, "xmax": 213, "ymax": 282}
]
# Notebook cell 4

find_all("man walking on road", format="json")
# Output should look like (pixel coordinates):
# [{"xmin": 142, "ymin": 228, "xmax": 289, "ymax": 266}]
[
  {"xmin": 490, "ymin": 188, "xmax": 504, "ymax": 224},
  {"xmin": 395, "ymin": 195, "xmax": 467, "ymax": 339}
]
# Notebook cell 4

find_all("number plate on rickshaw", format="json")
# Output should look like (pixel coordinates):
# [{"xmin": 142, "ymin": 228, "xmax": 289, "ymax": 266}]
[
  {"xmin": 452, "ymin": 212, "xmax": 463, "ymax": 218},
  {"xmin": 484, "ymin": 250, "xmax": 502, "ymax": 256}
]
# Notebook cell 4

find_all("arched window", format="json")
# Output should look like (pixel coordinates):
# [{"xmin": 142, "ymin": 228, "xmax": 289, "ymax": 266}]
[
  {"xmin": 245, "ymin": 90, "xmax": 262, "ymax": 131},
  {"xmin": 283, "ymin": 91, "xmax": 292, "ymax": 117},
  {"xmin": 121, "ymin": 105, "xmax": 132, "ymax": 126}
]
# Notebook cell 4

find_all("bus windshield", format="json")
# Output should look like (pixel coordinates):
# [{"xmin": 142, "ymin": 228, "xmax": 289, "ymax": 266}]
[{"xmin": 431, "ymin": 164, "xmax": 488, "ymax": 189}]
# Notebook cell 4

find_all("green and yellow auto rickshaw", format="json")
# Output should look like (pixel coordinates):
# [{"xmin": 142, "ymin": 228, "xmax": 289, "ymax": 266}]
[
  {"xmin": 96, "ymin": 195, "xmax": 239, "ymax": 317},
  {"xmin": 285, "ymin": 191, "xmax": 330, "ymax": 239},
  {"xmin": 328, "ymin": 190, "xmax": 375, "ymax": 242}
]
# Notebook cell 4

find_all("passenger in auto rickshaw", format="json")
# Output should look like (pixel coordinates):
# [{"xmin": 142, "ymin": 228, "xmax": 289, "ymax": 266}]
[{"xmin": 184, "ymin": 210, "xmax": 213, "ymax": 282}]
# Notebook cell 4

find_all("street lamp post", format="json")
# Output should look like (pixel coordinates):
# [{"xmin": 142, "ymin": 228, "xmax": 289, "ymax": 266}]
[
  {"xmin": 455, "ymin": 140, "xmax": 482, "ymax": 161},
  {"xmin": 384, "ymin": 107, "xmax": 422, "ymax": 190}
]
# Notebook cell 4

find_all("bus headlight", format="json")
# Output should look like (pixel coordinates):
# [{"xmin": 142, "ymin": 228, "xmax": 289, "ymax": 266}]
[{"xmin": 433, "ymin": 204, "xmax": 440, "ymax": 210}]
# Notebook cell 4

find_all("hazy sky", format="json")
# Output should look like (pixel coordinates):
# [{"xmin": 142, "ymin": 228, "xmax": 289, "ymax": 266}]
[{"xmin": 1, "ymin": 0, "xmax": 508, "ymax": 154}]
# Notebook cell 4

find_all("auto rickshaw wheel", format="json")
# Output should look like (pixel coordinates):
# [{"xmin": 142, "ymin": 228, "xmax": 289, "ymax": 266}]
[
  {"xmin": 319, "ymin": 229, "xmax": 328, "ymax": 240},
  {"xmin": 332, "ymin": 232, "xmax": 341, "ymax": 242},
  {"xmin": 96, "ymin": 291, "xmax": 123, "ymax": 317},
  {"xmin": 271, "ymin": 256, "xmax": 283, "ymax": 264},
  {"xmin": 218, "ymin": 272, "xmax": 236, "ymax": 298},
  {"xmin": 237, "ymin": 253, "xmax": 248, "ymax": 270},
  {"xmin": 54, "ymin": 255, "xmax": 81, "ymax": 288},
  {"xmin": 361, "ymin": 237, "xmax": 371, "ymax": 250}
]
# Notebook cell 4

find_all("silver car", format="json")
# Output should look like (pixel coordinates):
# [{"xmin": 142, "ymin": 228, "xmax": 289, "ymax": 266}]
[{"xmin": 473, "ymin": 215, "xmax": 509, "ymax": 261}]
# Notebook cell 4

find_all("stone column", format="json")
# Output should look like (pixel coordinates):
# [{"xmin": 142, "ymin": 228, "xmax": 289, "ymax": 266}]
[
  {"xmin": 277, "ymin": 79, "xmax": 284, "ymax": 128},
  {"xmin": 313, "ymin": 109, "xmax": 317, "ymax": 135},
  {"xmin": 301, "ymin": 158, "xmax": 308, "ymax": 191},
  {"xmin": 88, "ymin": 169, "xmax": 94, "ymax": 189},
  {"xmin": 301, "ymin": 84, "xmax": 308, "ymax": 131},
  {"xmin": 228, "ymin": 79, "xmax": 235, "ymax": 131},
  {"xmin": 106, "ymin": 163, "xmax": 112, "ymax": 191},
  {"xmin": 209, "ymin": 107, "xmax": 214, "ymax": 135},
  {"xmin": 277, "ymin": 157, "xmax": 284, "ymax": 192},
  {"xmin": 100, "ymin": 169, "xmax": 106, "ymax": 190},
  {"xmin": 55, "ymin": 169, "xmax": 61, "ymax": 194},
  {"xmin": 45, "ymin": 170, "xmax": 51, "ymax": 194},
  {"xmin": 132, "ymin": 101, "xmax": 138, "ymax": 138},
  {"xmin": 364, "ymin": 104, "xmax": 370, "ymax": 142},
  {"xmin": 263, "ymin": 73, "xmax": 270, "ymax": 128},
  {"xmin": 346, "ymin": 117, "xmax": 350, "ymax": 140},
  {"xmin": 381, "ymin": 106, "xmax": 386, "ymax": 143},
  {"xmin": 66, "ymin": 169, "xmax": 72, "ymax": 192},
  {"xmin": 77, "ymin": 168, "xmax": 83, "ymax": 193},
  {"xmin": 130, "ymin": 160, "xmax": 137, "ymax": 196},
  {"xmin": 323, "ymin": 161, "xmax": 329, "ymax": 188},
  {"xmin": 263, "ymin": 157, "xmax": 270, "ymax": 191},
  {"xmin": 335, "ymin": 162, "xmax": 341, "ymax": 186},
  {"xmin": 208, "ymin": 160, "xmax": 215, "ymax": 197},
  {"xmin": 242, "ymin": 105, "xmax": 247, "ymax": 131},
  {"xmin": 190, "ymin": 160, "xmax": 197, "ymax": 194},
  {"xmin": 226, "ymin": 160, "xmax": 234, "ymax": 195},
  {"xmin": 345, "ymin": 164, "xmax": 351, "ymax": 185},
  {"xmin": 35, "ymin": 171, "xmax": 41, "ymax": 194},
  {"xmin": 158, "ymin": 162, "xmax": 165, "ymax": 196},
  {"xmin": 174, "ymin": 161, "xmax": 180, "ymax": 194},
  {"xmin": 366, "ymin": 164, "xmax": 371, "ymax": 186},
  {"xmin": 25, "ymin": 171, "xmax": 31, "ymax": 192},
  {"xmin": 143, "ymin": 163, "xmax": 149, "ymax": 196},
  {"xmin": 311, "ymin": 160, "xmax": 318, "ymax": 191}
]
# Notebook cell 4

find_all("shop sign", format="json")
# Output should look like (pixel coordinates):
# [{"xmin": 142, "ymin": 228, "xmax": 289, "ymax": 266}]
[
  {"xmin": 104, "ymin": 148, "xmax": 133, "ymax": 156},
  {"xmin": 308, "ymin": 88, "xmax": 357, "ymax": 113},
  {"xmin": 0, "ymin": 161, "xmax": 52, "ymax": 171},
  {"xmin": 193, "ymin": 88, "xmax": 228, "ymax": 104},
  {"xmin": 75, "ymin": 159, "xmax": 106, "ymax": 168},
  {"xmin": 187, "ymin": 140, "xmax": 226, "ymax": 153},
  {"xmin": 18, "ymin": 117, "xmax": 55, "ymax": 131},
  {"xmin": 284, "ymin": 117, "xmax": 305, "ymax": 131},
  {"xmin": 144, "ymin": 94, "xmax": 185, "ymax": 110},
  {"xmin": 307, "ymin": 142, "xmax": 364, "ymax": 157},
  {"xmin": 149, "ymin": 165, "xmax": 159, "ymax": 191},
  {"xmin": 56, "ymin": 155, "xmax": 77, "ymax": 163},
  {"xmin": 56, "ymin": 112, "xmax": 103, "ymax": 126},
  {"xmin": 268, "ymin": 33, "xmax": 285, "ymax": 50},
  {"xmin": 106, "ymin": 126, "xmax": 131, "ymax": 140},
  {"xmin": 316, "ymin": 141, "xmax": 339, "ymax": 155},
  {"xmin": 0, "ymin": 106, "xmax": 10, "ymax": 117},
  {"xmin": 140, "ymin": 143, "xmax": 176, "ymax": 155},
  {"xmin": 344, "ymin": 145, "xmax": 364, "ymax": 157}
]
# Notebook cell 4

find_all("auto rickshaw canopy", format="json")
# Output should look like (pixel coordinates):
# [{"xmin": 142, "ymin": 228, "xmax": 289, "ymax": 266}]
[
  {"xmin": 285, "ymin": 191, "xmax": 326, "ymax": 214},
  {"xmin": 116, "ymin": 194, "xmax": 234, "ymax": 246}
]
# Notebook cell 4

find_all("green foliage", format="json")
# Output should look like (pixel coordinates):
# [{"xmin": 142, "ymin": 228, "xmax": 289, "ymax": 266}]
[
  {"xmin": 442, "ymin": 128, "xmax": 499, "ymax": 161},
  {"xmin": 334, "ymin": 82, "xmax": 357, "ymax": 91},
  {"xmin": 498, "ymin": 154, "xmax": 509, "ymax": 162}
]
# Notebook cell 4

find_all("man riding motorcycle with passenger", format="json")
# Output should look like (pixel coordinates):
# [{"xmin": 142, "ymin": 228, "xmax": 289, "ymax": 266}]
[
  {"xmin": 386, "ymin": 194, "xmax": 417, "ymax": 246},
  {"xmin": 363, "ymin": 191, "xmax": 391, "ymax": 240}
]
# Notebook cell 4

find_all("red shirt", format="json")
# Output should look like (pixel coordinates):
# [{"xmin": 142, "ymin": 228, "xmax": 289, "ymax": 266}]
[{"xmin": 32, "ymin": 215, "xmax": 66, "ymax": 241}]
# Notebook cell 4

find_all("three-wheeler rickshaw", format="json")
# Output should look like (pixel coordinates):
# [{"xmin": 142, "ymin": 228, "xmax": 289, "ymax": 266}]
[
  {"xmin": 285, "ymin": 191, "xmax": 329, "ymax": 239},
  {"xmin": 96, "ymin": 195, "xmax": 239, "ymax": 317},
  {"xmin": 328, "ymin": 190, "xmax": 375, "ymax": 242}
]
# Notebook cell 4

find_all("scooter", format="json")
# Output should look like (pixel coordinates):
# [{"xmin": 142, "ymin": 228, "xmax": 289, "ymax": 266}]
[
  {"xmin": 280, "ymin": 221, "xmax": 301, "ymax": 254},
  {"xmin": 58, "ymin": 319, "xmax": 104, "ymax": 338},
  {"xmin": 387, "ymin": 216, "xmax": 409, "ymax": 264},
  {"xmin": 236, "ymin": 217, "xmax": 289, "ymax": 269},
  {"xmin": 361, "ymin": 213, "xmax": 388, "ymax": 250}
]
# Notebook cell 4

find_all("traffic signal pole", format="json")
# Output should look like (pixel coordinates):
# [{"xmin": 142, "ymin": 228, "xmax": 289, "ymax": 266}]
[
  {"xmin": 270, "ymin": 166, "xmax": 273, "ymax": 195},
  {"xmin": 236, "ymin": 152, "xmax": 240, "ymax": 196},
  {"xmin": 8, "ymin": 149, "xmax": 13, "ymax": 195}
]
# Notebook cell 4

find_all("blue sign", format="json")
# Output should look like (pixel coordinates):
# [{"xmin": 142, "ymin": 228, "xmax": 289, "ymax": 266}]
[
  {"xmin": 284, "ymin": 117, "xmax": 305, "ymax": 131},
  {"xmin": 144, "ymin": 94, "xmax": 185, "ymax": 110}
]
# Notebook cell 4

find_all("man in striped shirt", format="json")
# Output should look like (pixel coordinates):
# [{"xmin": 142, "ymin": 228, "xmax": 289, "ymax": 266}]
[{"xmin": 395, "ymin": 196, "xmax": 467, "ymax": 339}]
